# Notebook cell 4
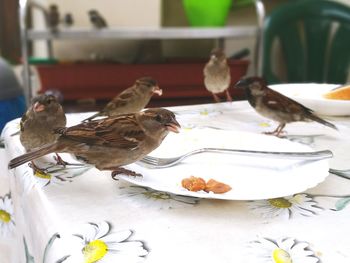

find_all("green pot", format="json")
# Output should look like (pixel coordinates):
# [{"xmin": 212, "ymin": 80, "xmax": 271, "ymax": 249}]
[{"xmin": 183, "ymin": 0, "xmax": 232, "ymax": 27}]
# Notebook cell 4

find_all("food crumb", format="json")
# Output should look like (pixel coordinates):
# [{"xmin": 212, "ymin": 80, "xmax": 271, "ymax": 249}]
[
  {"xmin": 181, "ymin": 176, "xmax": 232, "ymax": 194},
  {"xmin": 181, "ymin": 176, "xmax": 206, "ymax": 192}
]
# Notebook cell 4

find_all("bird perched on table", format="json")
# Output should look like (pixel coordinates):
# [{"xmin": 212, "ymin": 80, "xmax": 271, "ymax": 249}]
[
  {"xmin": 47, "ymin": 4, "xmax": 60, "ymax": 33},
  {"xmin": 88, "ymin": 9, "xmax": 108, "ymax": 29},
  {"xmin": 235, "ymin": 76, "xmax": 337, "ymax": 136},
  {"xmin": 203, "ymin": 48, "xmax": 232, "ymax": 102},
  {"xmin": 83, "ymin": 77, "xmax": 163, "ymax": 122},
  {"xmin": 19, "ymin": 94, "xmax": 67, "ymax": 169},
  {"xmin": 9, "ymin": 108, "xmax": 180, "ymax": 177}
]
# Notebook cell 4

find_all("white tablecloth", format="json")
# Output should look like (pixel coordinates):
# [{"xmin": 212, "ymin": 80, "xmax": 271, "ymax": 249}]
[{"xmin": 1, "ymin": 101, "xmax": 350, "ymax": 263}]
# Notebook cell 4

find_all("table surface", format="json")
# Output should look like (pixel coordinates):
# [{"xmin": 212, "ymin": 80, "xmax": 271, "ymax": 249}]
[{"xmin": 1, "ymin": 101, "xmax": 350, "ymax": 263}]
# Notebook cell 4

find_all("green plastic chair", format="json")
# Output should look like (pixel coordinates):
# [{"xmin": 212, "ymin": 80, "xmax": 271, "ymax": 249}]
[{"xmin": 262, "ymin": 0, "xmax": 350, "ymax": 84}]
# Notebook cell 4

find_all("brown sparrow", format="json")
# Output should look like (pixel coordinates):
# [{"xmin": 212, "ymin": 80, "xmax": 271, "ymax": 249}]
[
  {"xmin": 203, "ymin": 48, "xmax": 232, "ymax": 102},
  {"xmin": 20, "ymin": 94, "xmax": 67, "ymax": 168},
  {"xmin": 9, "ymin": 108, "xmax": 180, "ymax": 177},
  {"xmin": 83, "ymin": 77, "xmax": 162, "ymax": 122},
  {"xmin": 88, "ymin": 10, "xmax": 107, "ymax": 29},
  {"xmin": 235, "ymin": 76, "xmax": 337, "ymax": 136},
  {"xmin": 63, "ymin": 13, "xmax": 74, "ymax": 27},
  {"xmin": 47, "ymin": 4, "xmax": 60, "ymax": 33}
]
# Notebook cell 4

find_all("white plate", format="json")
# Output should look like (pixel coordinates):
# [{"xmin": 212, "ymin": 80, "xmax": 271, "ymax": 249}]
[
  {"xmin": 270, "ymin": 83, "xmax": 350, "ymax": 116},
  {"xmin": 120, "ymin": 129, "xmax": 330, "ymax": 200}
]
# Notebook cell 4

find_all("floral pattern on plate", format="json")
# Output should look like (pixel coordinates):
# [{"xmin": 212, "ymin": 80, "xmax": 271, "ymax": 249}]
[{"xmin": 117, "ymin": 184, "xmax": 200, "ymax": 209}]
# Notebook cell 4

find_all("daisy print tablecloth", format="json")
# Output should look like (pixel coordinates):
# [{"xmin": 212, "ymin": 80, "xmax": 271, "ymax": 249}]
[{"xmin": 1, "ymin": 101, "xmax": 350, "ymax": 263}]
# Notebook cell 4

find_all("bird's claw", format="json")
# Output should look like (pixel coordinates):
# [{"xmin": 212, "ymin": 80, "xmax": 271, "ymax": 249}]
[
  {"xmin": 28, "ymin": 162, "xmax": 49, "ymax": 174},
  {"xmin": 225, "ymin": 90, "xmax": 233, "ymax": 102},
  {"xmin": 263, "ymin": 124, "xmax": 287, "ymax": 138},
  {"xmin": 54, "ymin": 154, "xmax": 69, "ymax": 167},
  {"xmin": 212, "ymin": 93, "xmax": 221, "ymax": 103},
  {"xmin": 111, "ymin": 168, "xmax": 142, "ymax": 180},
  {"xmin": 263, "ymin": 130, "xmax": 287, "ymax": 138}
]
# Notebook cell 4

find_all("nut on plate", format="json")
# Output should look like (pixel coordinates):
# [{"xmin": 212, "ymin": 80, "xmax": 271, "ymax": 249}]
[
  {"xmin": 204, "ymin": 179, "xmax": 232, "ymax": 194},
  {"xmin": 181, "ymin": 176, "xmax": 232, "ymax": 194},
  {"xmin": 181, "ymin": 176, "xmax": 206, "ymax": 192}
]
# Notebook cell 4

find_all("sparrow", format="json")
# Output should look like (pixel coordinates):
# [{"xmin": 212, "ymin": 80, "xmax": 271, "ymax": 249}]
[
  {"xmin": 235, "ymin": 76, "xmax": 337, "ymax": 136},
  {"xmin": 47, "ymin": 4, "xmax": 60, "ymax": 33},
  {"xmin": 88, "ymin": 9, "xmax": 108, "ymax": 29},
  {"xmin": 9, "ymin": 108, "xmax": 180, "ymax": 178},
  {"xmin": 63, "ymin": 13, "xmax": 74, "ymax": 27},
  {"xmin": 203, "ymin": 48, "xmax": 232, "ymax": 102},
  {"xmin": 19, "ymin": 94, "xmax": 67, "ymax": 169},
  {"xmin": 83, "ymin": 77, "xmax": 162, "ymax": 122}
]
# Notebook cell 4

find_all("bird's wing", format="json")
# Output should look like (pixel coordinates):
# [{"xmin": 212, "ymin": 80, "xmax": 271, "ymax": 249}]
[
  {"xmin": 264, "ymin": 88, "xmax": 314, "ymax": 115},
  {"xmin": 19, "ymin": 106, "xmax": 35, "ymax": 132},
  {"xmin": 83, "ymin": 88, "xmax": 135, "ymax": 121},
  {"xmin": 56, "ymin": 114, "xmax": 146, "ymax": 149},
  {"xmin": 19, "ymin": 112, "xmax": 28, "ymax": 132},
  {"xmin": 104, "ymin": 89, "xmax": 135, "ymax": 112}
]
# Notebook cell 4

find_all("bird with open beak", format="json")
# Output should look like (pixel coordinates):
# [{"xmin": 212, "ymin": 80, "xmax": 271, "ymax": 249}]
[
  {"xmin": 10, "ymin": 108, "xmax": 180, "ymax": 178},
  {"xmin": 19, "ymin": 94, "xmax": 67, "ymax": 171},
  {"xmin": 83, "ymin": 77, "xmax": 163, "ymax": 122}
]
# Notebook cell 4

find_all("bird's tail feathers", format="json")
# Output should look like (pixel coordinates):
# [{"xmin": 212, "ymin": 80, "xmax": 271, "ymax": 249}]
[
  {"xmin": 8, "ymin": 142, "xmax": 60, "ymax": 169},
  {"xmin": 82, "ymin": 112, "xmax": 101, "ymax": 122},
  {"xmin": 308, "ymin": 114, "xmax": 338, "ymax": 130}
]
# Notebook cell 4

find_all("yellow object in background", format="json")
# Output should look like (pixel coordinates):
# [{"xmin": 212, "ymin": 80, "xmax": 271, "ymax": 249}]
[{"xmin": 323, "ymin": 85, "xmax": 350, "ymax": 100}]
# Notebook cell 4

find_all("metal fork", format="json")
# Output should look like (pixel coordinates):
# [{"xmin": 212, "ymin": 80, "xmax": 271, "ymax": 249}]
[
  {"xmin": 329, "ymin": 169, "xmax": 350, "ymax": 179},
  {"xmin": 137, "ymin": 148, "xmax": 333, "ymax": 169}
]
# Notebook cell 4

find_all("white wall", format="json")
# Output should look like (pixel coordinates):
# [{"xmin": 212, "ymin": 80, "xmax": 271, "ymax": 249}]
[
  {"xmin": 50, "ymin": 0, "xmax": 162, "ymax": 27},
  {"xmin": 32, "ymin": 0, "xmax": 162, "ymax": 61},
  {"xmin": 32, "ymin": 0, "xmax": 350, "ymax": 75}
]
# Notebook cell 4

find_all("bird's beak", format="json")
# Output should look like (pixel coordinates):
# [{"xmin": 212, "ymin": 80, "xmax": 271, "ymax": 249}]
[
  {"xmin": 210, "ymin": 54, "xmax": 217, "ymax": 60},
  {"xmin": 166, "ymin": 117, "xmax": 181, "ymax": 133},
  {"xmin": 33, "ymin": 102, "xmax": 45, "ymax": 112},
  {"xmin": 234, "ymin": 79, "xmax": 249, "ymax": 89},
  {"xmin": 153, "ymin": 86, "xmax": 163, "ymax": 96}
]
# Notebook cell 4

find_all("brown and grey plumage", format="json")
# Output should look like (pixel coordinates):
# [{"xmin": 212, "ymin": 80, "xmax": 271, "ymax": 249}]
[
  {"xmin": 235, "ymin": 76, "xmax": 337, "ymax": 136},
  {"xmin": 63, "ymin": 13, "xmax": 74, "ymax": 27},
  {"xmin": 83, "ymin": 77, "xmax": 162, "ymax": 122},
  {"xmin": 20, "ymin": 94, "xmax": 66, "ymax": 150},
  {"xmin": 47, "ymin": 4, "xmax": 60, "ymax": 33},
  {"xmin": 9, "ymin": 108, "xmax": 180, "ymax": 177},
  {"xmin": 19, "ymin": 94, "xmax": 67, "ymax": 168},
  {"xmin": 88, "ymin": 9, "xmax": 107, "ymax": 29},
  {"xmin": 204, "ymin": 48, "xmax": 232, "ymax": 102}
]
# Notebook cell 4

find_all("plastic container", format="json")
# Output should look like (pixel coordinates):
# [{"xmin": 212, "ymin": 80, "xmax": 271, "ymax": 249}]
[
  {"xmin": 182, "ymin": 0, "xmax": 232, "ymax": 27},
  {"xmin": 35, "ymin": 59, "xmax": 249, "ymax": 101}
]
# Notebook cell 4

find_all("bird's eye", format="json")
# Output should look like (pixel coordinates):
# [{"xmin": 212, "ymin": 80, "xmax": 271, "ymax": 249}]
[{"xmin": 155, "ymin": 114, "xmax": 162, "ymax": 122}]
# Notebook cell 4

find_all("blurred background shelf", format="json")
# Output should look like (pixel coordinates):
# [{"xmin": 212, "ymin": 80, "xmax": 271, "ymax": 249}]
[
  {"xmin": 22, "ymin": 25, "xmax": 256, "ymax": 107},
  {"xmin": 27, "ymin": 26, "xmax": 257, "ymax": 40},
  {"xmin": 18, "ymin": 0, "xmax": 265, "ymax": 110}
]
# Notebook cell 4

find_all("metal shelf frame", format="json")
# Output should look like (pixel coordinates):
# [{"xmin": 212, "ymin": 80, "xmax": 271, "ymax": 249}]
[
  {"xmin": 27, "ymin": 26, "xmax": 257, "ymax": 40},
  {"xmin": 19, "ymin": 0, "xmax": 265, "ymax": 105}
]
